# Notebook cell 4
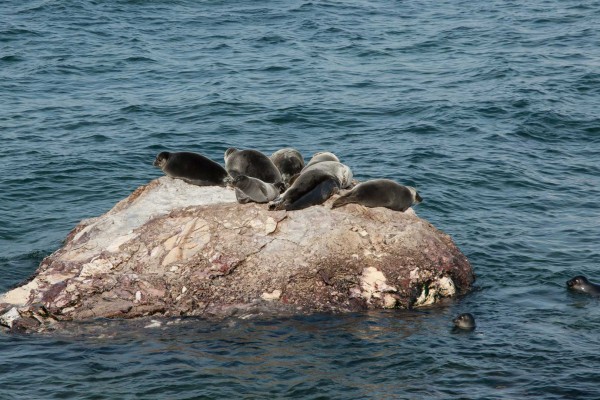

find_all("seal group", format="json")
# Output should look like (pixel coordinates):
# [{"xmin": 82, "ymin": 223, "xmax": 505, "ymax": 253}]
[{"xmin": 153, "ymin": 147, "xmax": 422, "ymax": 212}]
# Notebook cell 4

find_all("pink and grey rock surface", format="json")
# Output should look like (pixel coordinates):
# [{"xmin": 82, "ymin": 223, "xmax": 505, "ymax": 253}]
[{"xmin": 0, "ymin": 177, "xmax": 474, "ymax": 333}]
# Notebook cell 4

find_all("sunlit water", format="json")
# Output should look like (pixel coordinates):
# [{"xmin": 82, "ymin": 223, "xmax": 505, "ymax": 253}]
[{"xmin": 1, "ymin": 0, "xmax": 600, "ymax": 398}]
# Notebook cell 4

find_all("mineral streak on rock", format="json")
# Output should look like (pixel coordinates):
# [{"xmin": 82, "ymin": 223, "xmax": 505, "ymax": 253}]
[{"xmin": 0, "ymin": 177, "xmax": 474, "ymax": 333}]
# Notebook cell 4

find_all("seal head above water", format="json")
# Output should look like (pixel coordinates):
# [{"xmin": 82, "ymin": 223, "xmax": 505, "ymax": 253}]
[
  {"xmin": 566, "ymin": 275, "xmax": 600, "ymax": 297},
  {"xmin": 453, "ymin": 313, "xmax": 476, "ymax": 331}
]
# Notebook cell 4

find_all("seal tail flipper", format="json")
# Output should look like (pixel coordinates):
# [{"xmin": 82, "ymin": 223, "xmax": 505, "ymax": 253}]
[
  {"xmin": 268, "ymin": 198, "xmax": 286, "ymax": 211},
  {"xmin": 234, "ymin": 188, "xmax": 251, "ymax": 204}
]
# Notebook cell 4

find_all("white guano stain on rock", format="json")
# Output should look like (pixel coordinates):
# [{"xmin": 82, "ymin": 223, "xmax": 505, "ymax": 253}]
[
  {"xmin": 414, "ymin": 276, "xmax": 457, "ymax": 307},
  {"xmin": 0, "ymin": 307, "xmax": 21, "ymax": 328},
  {"xmin": 80, "ymin": 259, "xmax": 114, "ymax": 278},
  {"xmin": 261, "ymin": 289, "xmax": 282, "ymax": 301},
  {"xmin": 0, "ymin": 280, "xmax": 39, "ymax": 306},
  {"xmin": 360, "ymin": 267, "xmax": 397, "ymax": 303}
]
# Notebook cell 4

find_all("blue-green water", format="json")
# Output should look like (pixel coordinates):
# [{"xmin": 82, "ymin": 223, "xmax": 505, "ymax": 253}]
[{"xmin": 1, "ymin": 0, "xmax": 600, "ymax": 398}]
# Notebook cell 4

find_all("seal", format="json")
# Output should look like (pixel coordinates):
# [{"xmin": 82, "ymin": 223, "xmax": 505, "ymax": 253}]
[
  {"xmin": 269, "ymin": 162, "xmax": 353, "ymax": 211},
  {"xmin": 453, "ymin": 313, "xmax": 476, "ymax": 331},
  {"xmin": 332, "ymin": 179, "xmax": 422, "ymax": 212},
  {"xmin": 270, "ymin": 148, "xmax": 305, "ymax": 185},
  {"xmin": 231, "ymin": 175, "xmax": 280, "ymax": 204},
  {"xmin": 224, "ymin": 148, "xmax": 283, "ymax": 187},
  {"xmin": 153, "ymin": 151, "xmax": 228, "ymax": 186},
  {"xmin": 566, "ymin": 275, "xmax": 600, "ymax": 297},
  {"xmin": 303, "ymin": 151, "xmax": 340, "ymax": 169},
  {"xmin": 301, "ymin": 161, "xmax": 353, "ymax": 188}
]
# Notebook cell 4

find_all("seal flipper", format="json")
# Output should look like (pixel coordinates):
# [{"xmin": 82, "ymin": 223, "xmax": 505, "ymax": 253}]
[
  {"xmin": 286, "ymin": 178, "xmax": 340, "ymax": 211},
  {"xmin": 331, "ymin": 193, "xmax": 355, "ymax": 209},
  {"xmin": 234, "ymin": 188, "xmax": 252, "ymax": 204}
]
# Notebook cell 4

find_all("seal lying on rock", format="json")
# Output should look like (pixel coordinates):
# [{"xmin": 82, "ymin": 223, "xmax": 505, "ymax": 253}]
[
  {"xmin": 332, "ymin": 179, "xmax": 422, "ymax": 212},
  {"xmin": 289, "ymin": 153, "xmax": 345, "ymax": 187},
  {"xmin": 270, "ymin": 148, "xmax": 304, "ymax": 186},
  {"xmin": 270, "ymin": 162, "xmax": 353, "ymax": 211},
  {"xmin": 224, "ymin": 148, "xmax": 283, "ymax": 187},
  {"xmin": 566, "ymin": 276, "xmax": 600, "ymax": 297},
  {"xmin": 153, "ymin": 151, "xmax": 228, "ymax": 186},
  {"xmin": 304, "ymin": 151, "xmax": 340, "ymax": 169},
  {"xmin": 232, "ymin": 175, "xmax": 280, "ymax": 204},
  {"xmin": 453, "ymin": 313, "xmax": 476, "ymax": 331}
]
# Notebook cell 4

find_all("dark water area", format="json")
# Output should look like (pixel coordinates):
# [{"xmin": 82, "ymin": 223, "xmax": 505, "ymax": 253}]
[{"xmin": 1, "ymin": 0, "xmax": 600, "ymax": 398}]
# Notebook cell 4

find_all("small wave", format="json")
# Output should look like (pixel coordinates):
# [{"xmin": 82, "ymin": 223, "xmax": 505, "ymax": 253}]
[
  {"xmin": 0, "ymin": 55, "xmax": 24, "ymax": 62},
  {"xmin": 124, "ymin": 56, "xmax": 157, "ymax": 63}
]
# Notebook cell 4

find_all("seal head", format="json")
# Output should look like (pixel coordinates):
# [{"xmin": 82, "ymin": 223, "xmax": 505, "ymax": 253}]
[
  {"xmin": 270, "ymin": 148, "xmax": 305, "ymax": 185},
  {"xmin": 566, "ymin": 275, "xmax": 600, "ymax": 297},
  {"xmin": 453, "ymin": 313, "xmax": 476, "ymax": 331}
]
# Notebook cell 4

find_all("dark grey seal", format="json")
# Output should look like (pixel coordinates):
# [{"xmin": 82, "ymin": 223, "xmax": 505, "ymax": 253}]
[
  {"xmin": 453, "ymin": 313, "xmax": 476, "ymax": 331},
  {"xmin": 224, "ymin": 148, "xmax": 283, "ymax": 187},
  {"xmin": 566, "ymin": 275, "xmax": 600, "ymax": 297},
  {"xmin": 269, "ymin": 162, "xmax": 353, "ymax": 211},
  {"xmin": 332, "ymin": 179, "xmax": 422, "ymax": 212},
  {"xmin": 232, "ymin": 175, "xmax": 280, "ymax": 204},
  {"xmin": 270, "ymin": 148, "xmax": 304, "ymax": 185},
  {"xmin": 153, "ymin": 151, "xmax": 228, "ymax": 186}
]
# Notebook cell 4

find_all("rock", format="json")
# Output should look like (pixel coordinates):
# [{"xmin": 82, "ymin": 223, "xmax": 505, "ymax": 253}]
[{"xmin": 0, "ymin": 177, "xmax": 474, "ymax": 333}]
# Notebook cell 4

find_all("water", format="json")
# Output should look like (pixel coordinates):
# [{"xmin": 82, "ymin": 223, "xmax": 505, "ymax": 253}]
[{"xmin": 1, "ymin": 0, "xmax": 600, "ymax": 398}]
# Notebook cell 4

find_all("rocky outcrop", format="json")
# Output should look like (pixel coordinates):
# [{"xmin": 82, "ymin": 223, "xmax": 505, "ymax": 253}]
[{"xmin": 0, "ymin": 177, "xmax": 474, "ymax": 333}]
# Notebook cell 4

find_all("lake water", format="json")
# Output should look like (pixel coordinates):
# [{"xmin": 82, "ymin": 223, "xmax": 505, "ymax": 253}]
[{"xmin": 1, "ymin": 0, "xmax": 600, "ymax": 398}]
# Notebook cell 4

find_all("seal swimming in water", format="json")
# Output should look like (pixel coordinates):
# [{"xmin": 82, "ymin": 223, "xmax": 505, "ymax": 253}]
[
  {"xmin": 332, "ymin": 179, "xmax": 422, "ymax": 212},
  {"xmin": 224, "ymin": 148, "xmax": 283, "ymax": 187},
  {"xmin": 453, "ymin": 313, "xmax": 476, "ymax": 331},
  {"xmin": 153, "ymin": 151, "xmax": 228, "ymax": 186},
  {"xmin": 269, "ymin": 162, "xmax": 353, "ymax": 211},
  {"xmin": 231, "ymin": 175, "xmax": 280, "ymax": 204},
  {"xmin": 566, "ymin": 276, "xmax": 600, "ymax": 297},
  {"xmin": 270, "ymin": 148, "xmax": 304, "ymax": 185}
]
